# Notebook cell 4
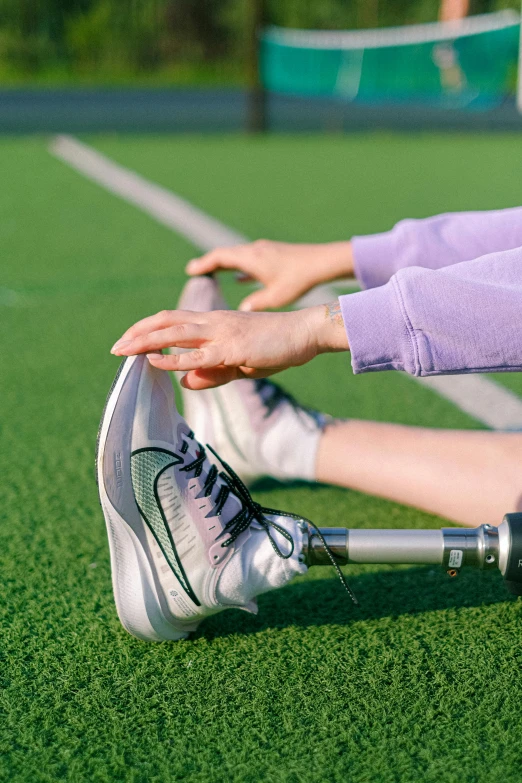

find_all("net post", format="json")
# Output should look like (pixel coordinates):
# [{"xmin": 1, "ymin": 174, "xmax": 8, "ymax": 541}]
[{"xmin": 246, "ymin": 0, "xmax": 267, "ymax": 133}]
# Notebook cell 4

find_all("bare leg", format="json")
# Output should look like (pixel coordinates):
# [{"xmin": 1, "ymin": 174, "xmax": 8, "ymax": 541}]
[{"xmin": 316, "ymin": 420, "xmax": 522, "ymax": 527}]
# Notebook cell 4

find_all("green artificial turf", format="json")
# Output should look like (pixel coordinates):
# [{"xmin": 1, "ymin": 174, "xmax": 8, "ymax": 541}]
[{"xmin": 2, "ymin": 133, "xmax": 522, "ymax": 782}]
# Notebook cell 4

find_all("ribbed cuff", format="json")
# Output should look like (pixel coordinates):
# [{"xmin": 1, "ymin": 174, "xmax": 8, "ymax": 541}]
[
  {"xmin": 352, "ymin": 232, "xmax": 399, "ymax": 290},
  {"xmin": 339, "ymin": 282, "xmax": 417, "ymax": 375}
]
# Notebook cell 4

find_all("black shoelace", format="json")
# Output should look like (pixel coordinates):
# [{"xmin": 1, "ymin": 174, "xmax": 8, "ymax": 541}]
[{"xmin": 179, "ymin": 430, "xmax": 358, "ymax": 605}]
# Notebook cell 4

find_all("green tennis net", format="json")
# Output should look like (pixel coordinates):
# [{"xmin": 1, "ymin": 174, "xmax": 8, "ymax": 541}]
[{"xmin": 261, "ymin": 11, "xmax": 520, "ymax": 108}]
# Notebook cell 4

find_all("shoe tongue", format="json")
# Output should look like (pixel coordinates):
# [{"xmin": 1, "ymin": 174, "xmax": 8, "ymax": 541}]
[
  {"xmin": 255, "ymin": 380, "xmax": 272, "ymax": 403},
  {"xmin": 255, "ymin": 379, "xmax": 325, "ymax": 429},
  {"xmin": 182, "ymin": 432, "xmax": 203, "ymax": 461},
  {"xmin": 179, "ymin": 428, "xmax": 244, "ymax": 529},
  {"xmin": 209, "ymin": 470, "xmax": 244, "ymax": 529}
]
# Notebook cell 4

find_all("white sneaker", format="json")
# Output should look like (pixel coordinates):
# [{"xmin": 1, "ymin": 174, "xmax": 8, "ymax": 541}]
[
  {"xmin": 174, "ymin": 275, "xmax": 331, "ymax": 486},
  {"xmin": 96, "ymin": 354, "xmax": 308, "ymax": 642}
]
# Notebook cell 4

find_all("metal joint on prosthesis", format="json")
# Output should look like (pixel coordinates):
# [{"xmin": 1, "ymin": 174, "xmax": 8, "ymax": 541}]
[{"xmin": 301, "ymin": 513, "xmax": 522, "ymax": 599}]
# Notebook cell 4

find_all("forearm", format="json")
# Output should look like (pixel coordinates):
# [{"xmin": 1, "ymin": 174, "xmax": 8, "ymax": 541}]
[
  {"xmin": 341, "ymin": 245, "xmax": 522, "ymax": 376},
  {"xmin": 312, "ymin": 241, "xmax": 355, "ymax": 283},
  {"xmin": 113, "ymin": 242, "xmax": 522, "ymax": 385},
  {"xmin": 352, "ymin": 206, "xmax": 522, "ymax": 289}
]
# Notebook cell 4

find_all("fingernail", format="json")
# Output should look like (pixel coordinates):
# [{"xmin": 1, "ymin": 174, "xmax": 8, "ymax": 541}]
[
  {"xmin": 147, "ymin": 353, "xmax": 163, "ymax": 362},
  {"xmin": 111, "ymin": 339, "xmax": 131, "ymax": 354},
  {"xmin": 239, "ymin": 301, "xmax": 251, "ymax": 312},
  {"xmin": 186, "ymin": 260, "xmax": 199, "ymax": 273}
]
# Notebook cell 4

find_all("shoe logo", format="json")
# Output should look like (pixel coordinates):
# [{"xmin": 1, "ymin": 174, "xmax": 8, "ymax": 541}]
[
  {"xmin": 114, "ymin": 451, "xmax": 123, "ymax": 489},
  {"xmin": 130, "ymin": 447, "xmax": 201, "ymax": 607}
]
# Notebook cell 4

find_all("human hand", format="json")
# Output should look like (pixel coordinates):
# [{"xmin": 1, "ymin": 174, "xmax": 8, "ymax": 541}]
[
  {"xmin": 110, "ymin": 301, "xmax": 349, "ymax": 390},
  {"xmin": 185, "ymin": 240, "xmax": 354, "ymax": 312}
]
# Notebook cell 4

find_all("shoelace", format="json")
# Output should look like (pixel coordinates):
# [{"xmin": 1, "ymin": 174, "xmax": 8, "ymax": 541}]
[
  {"xmin": 255, "ymin": 378, "xmax": 325, "ymax": 428},
  {"xmin": 179, "ymin": 430, "xmax": 358, "ymax": 605}
]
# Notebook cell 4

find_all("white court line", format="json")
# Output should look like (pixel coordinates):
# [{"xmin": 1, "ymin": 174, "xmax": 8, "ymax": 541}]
[
  {"xmin": 49, "ymin": 134, "xmax": 522, "ymax": 430},
  {"xmin": 50, "ymin": 135, "xmax": 246, "ymax": 251},
  {"xmin": 416, "ymin": 375, "xmax": 522, "ymax": 431},
  {"xmin": 50, "ymin": 135, "xmax": 358, "ymax": 300}
]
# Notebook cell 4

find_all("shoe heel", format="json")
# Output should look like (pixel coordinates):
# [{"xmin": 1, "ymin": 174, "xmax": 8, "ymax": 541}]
[{"xmin": 102, "ymin": 496, "xmax": 190, "ymax": 642}]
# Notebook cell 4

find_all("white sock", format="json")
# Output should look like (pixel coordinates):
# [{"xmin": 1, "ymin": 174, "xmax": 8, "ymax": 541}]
[
  {"xmin": 260, "ymin": 413, "xmax": 324, "ymax": 482},
  {"xmin": 216, "ymin": 519, "xmax": 307, "ymax": 607}
]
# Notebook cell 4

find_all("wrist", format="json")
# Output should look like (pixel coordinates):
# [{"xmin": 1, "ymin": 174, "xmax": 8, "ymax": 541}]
[
  {"xmin": 304, "ymin": 302, "xmax": 350, "ymax": 355},
  {"xmin": 319, "ymin": 241, "xmax": 355, "ymax": 283}
]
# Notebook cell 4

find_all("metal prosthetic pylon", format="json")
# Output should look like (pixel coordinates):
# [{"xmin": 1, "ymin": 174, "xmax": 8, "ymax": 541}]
[{"xmin": 301, "ymin": 513, "xmax": 522, "ymax": 596}]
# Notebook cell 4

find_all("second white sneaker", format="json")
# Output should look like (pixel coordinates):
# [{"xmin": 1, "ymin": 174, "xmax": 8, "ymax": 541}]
[{"xmin": 174, "ymin": 275, "xmax": 332, "ymax": 486}]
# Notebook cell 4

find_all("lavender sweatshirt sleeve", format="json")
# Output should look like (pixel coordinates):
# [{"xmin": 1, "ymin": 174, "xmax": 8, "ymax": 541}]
[
  {"xmin": 352, "ymin": 207, "xmax": 522, "ymax": 290},
  {"xmin": 340, "ymin": 246, "xmax": 522, "ymax": 376}
]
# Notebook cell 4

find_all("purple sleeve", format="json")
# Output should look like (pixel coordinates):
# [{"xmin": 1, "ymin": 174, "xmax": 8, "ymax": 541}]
[
  {"xmin": 352, "ymin": 207, "xmax": 522, "ymax": 289},
  {"xmin": 340, "ymin": 246, "xmax": 522, "ymax": 376}
]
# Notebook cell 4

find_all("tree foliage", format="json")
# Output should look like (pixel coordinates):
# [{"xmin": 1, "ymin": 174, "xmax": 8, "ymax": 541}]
[{"xmin": 0, "ymin": 0, "xmax": 516, "ymax": 81}]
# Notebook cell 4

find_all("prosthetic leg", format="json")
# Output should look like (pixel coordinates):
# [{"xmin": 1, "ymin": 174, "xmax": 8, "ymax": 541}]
[{"xmin": 302, "ymin": 513, "xmax": 522, "ymax": 596}]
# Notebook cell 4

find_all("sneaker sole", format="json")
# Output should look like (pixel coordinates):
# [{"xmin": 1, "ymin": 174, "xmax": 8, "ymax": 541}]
[{"xmin": 96, "ymin": 356, "xmax": 197, "ymax": 642}]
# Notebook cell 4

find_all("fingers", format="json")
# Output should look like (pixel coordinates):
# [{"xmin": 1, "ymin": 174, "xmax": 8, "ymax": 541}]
[
  {"xmin": 146, "ymin": 347, "xmax": 221, "ymax": 372},
  {"xmin": 112, "ymin": 322, "xmax": 204, "ymax": 356},
  {"xmin": 179, "ymin": 366, "xmax": 281, "ymax": 390},
  {"xmin": 112, "ymin": 310, "xmax": 201, "ymax": 352},
  {"xmin": 234, "ymin": 367, "xmax": 282, "ymax": 380},
  {"xmin": 179, "ymin": 366, "xmax": 244, "ymax": 389},
  {"xmin": 239, "ymin": 286, "xmax": 288, "ymax": 312},
  {"xmin": 186, "ymin": 247, "xmax": 250, "ymax": 277}
]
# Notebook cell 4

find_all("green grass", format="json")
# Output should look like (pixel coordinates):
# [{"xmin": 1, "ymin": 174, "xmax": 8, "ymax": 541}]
[{"xmin": 2, "ymin": 133, "xmax": 522, "ymax": 782}]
